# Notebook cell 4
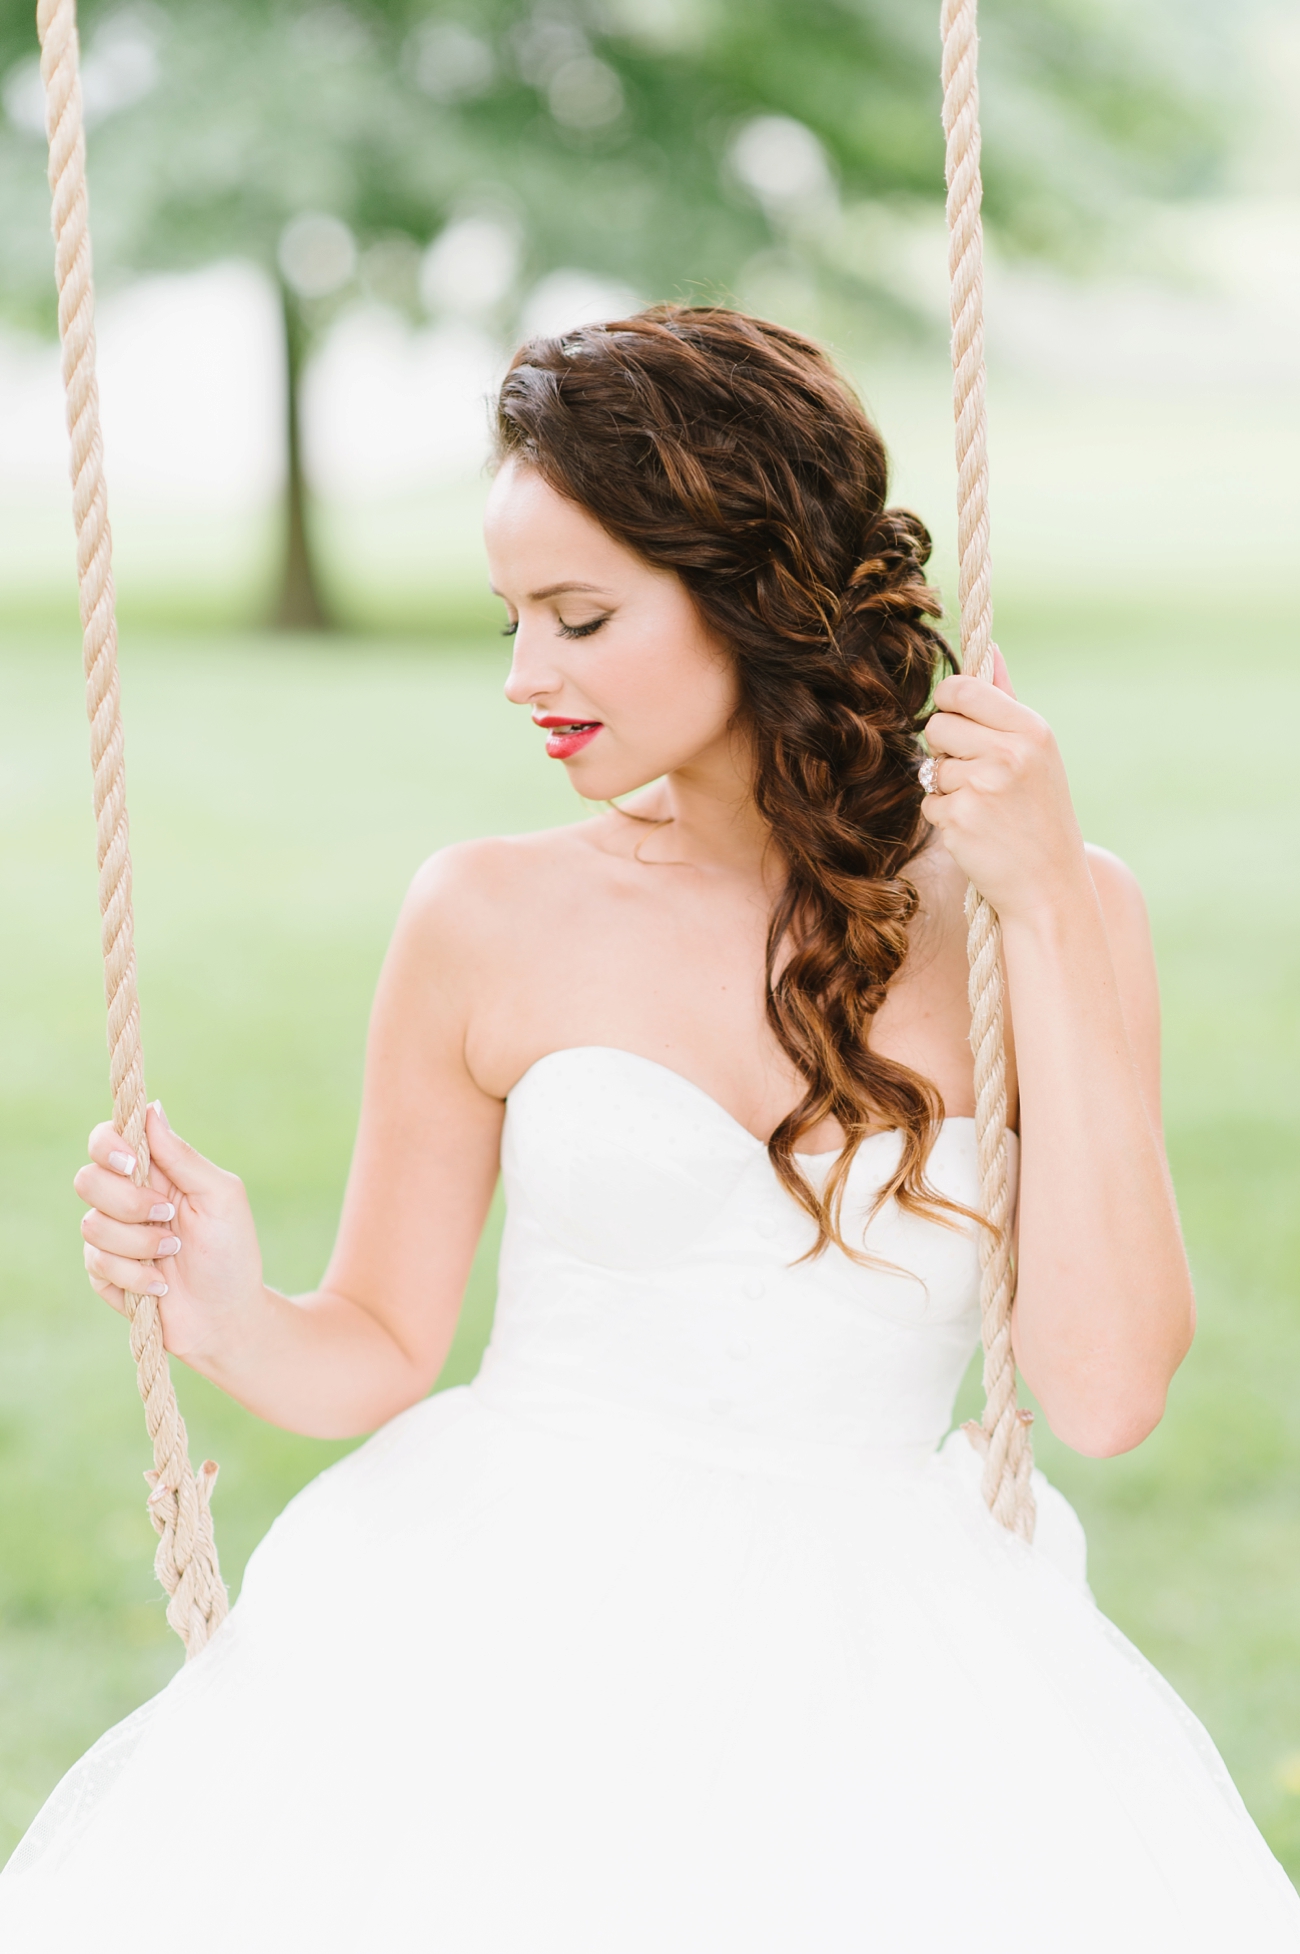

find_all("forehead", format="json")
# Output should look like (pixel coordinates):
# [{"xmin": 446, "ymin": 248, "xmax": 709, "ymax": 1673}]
[
  {"xmin": 484, "ymin": 460, "xmax": 640, "ymax": 588},
  {"xmin": 486, "ymin": 457, "xmax": 572, "ymax": 532}
]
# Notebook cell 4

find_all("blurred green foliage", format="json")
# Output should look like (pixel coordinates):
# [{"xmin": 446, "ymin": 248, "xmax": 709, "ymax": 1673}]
[
  {"xmin": 1, "ymin": 0, "xmax": 1235, "ymax": 335},
  {"xmin": 0, "ymin": 0, "xmax": 1241, "ymax": 620}
]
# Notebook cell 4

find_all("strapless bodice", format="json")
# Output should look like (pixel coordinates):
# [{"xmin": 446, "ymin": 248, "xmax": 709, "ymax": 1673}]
[{"xmin": 475, "ymin": 1046, "xmax": 1012, "ymax": 1466}]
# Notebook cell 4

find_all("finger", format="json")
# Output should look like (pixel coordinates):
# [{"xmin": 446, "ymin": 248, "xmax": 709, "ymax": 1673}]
[
  {"xmin": 921, "ymin": 755, "xmax": 978, "ymax": 803},
  {"xmin": 88, "ymin": 1120, "xmax": 141, "ymax": 1180},
  {"xmin": 931, "ymin": 672, "xmax": 1024, "ymax": 730},
  {"xmin": 924, "ymin": 711, "xmax": 996, "ymax": 761},
  {"xmin": 919, "ymin": 770, "xmax": 978, "ymax": 834},
  {"xmin": 87, "ymin": 1269, "xmax": 129, "ymax": 1318},
  {"xmin": 84, "ymin": 1241, "xmax": 168, "ymax": 1298},
  {"xmin": 143, "ymin": 1102, "xmax": 226, "ymax": 1201},
  {"xmin": 73, "ymin": 1162, "xmax": 176, "ymax": 1225},
  {"xmin": 991, "ymin": 645, "xmax": 1018, "ymax": 699},
  {"xmin": 81, "ymin": 1209, "xmax": 182, "ymax": 1263}
]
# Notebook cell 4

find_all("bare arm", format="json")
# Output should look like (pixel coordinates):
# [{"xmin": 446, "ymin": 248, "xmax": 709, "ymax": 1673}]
[
  {"xmin": 1004, "ymin": 844, "xmax": 1192, "ymax": 1454},
  {"xmin": 76, "ymin": 846, "xmax": 507, "ymax": 1439},
  {"xmin": 923, "ymin": 659, "xmax": 1194, "ymax": 1457}
]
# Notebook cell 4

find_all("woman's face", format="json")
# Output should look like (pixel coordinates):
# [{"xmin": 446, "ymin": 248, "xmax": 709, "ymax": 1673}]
[{"xmin": 485, "ymin": 459, "xmax": 742, "ymax": 801}]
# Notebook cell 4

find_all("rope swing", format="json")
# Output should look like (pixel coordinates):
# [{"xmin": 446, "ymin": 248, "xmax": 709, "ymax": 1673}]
[
  {"xmin": 37, "ymin": 0, "xmax": 228, "ymax": 1654},
  {"xmin": 941, "ymin": 0, "xmax": 1036, "ymax": 1540},
  {"xmin": 35, "ymin": 0, "xmax": 1032, "ymax": 1656}
]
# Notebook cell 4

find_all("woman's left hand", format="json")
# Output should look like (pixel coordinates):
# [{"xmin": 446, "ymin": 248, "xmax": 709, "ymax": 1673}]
[{"xmin": 921, "ymin": 649, "xmax": 1089, "ymax": 924}]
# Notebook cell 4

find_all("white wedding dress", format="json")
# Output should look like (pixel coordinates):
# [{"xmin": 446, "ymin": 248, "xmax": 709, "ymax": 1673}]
[{"xmin": 3, "ymin": 1046, "xmax": 1297, "ymax": 1949}]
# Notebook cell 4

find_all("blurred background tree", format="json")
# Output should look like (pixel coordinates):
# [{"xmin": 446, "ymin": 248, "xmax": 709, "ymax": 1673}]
[{"xmin": 0, "ymin": 0, "xmax": 1232, "ymax": 623}]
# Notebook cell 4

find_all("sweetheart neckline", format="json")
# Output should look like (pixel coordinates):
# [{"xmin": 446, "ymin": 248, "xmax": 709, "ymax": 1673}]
[{"xmin": 506, "ymin": 1045, "xmax": 978, "ymax": 1160}]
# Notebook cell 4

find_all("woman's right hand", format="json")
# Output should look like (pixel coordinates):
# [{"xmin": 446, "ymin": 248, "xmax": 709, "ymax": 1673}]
[{"xmin": 75, "ymin": 1101, "xmax": 265, "ymax": 1366}]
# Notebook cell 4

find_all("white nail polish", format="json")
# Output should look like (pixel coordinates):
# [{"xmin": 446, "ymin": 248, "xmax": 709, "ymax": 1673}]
[
  {"xmin": 148, "ymin": 1202, "xmax": 175, "ymax": 1223},
  {"xmin": 109, "ymin": 1150, "xmax": 136, "ymax": 1175},
  {"xmin": 147, "ymin": 1281, "xmax": 168, "ymax": 1297},
  {"xmin": 157, "ymin": 1236, "xmax": 181, "ymax": 1255}
]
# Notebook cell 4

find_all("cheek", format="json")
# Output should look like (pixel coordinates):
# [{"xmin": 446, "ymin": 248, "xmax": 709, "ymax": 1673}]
[
  {"xmin": 641, "ymin": 604, "xmax": 737, "ymax": 714},
  {"xmin": 567, "ymin": 635, "xmax": 738, "ymax": 797},
  {"xmin": 620, "ymin": 640, "xmax": 736, "ymax": 754}
]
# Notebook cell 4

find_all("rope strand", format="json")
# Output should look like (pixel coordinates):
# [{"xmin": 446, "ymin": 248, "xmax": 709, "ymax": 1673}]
[
  {"xmin": 940, "ymin": 0, "xmax": 1036, "ymax": 1541},
  {"xmin": 37, "ymin": 0, "xmax": 228, "ymax": 1652}
]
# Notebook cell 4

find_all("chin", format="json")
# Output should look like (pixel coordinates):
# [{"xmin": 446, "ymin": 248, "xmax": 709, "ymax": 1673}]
[{"xmin": 561, "ymin": 752, "xmax": 661, "ymax": 801}]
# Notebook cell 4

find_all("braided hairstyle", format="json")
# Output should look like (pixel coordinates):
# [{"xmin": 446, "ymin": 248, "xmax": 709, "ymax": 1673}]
[{"xmin": 495, "ymin": 304, "xmax": 958, "ymax": 1255}]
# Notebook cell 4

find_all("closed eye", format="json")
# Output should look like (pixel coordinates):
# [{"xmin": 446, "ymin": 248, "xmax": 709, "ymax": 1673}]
[
  {"xmin": 558, "ymin": 616, "xmax": 610, "ymax": 640},
  {"xmin": 500, "ymin": 620, "xmax": 518, "ymax": 638}
]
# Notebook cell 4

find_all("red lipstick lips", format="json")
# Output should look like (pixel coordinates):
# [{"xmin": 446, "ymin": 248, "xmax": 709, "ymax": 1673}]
[{"xmin": 533, "ymin": 716, "xmax": 603, "ymax": 761}]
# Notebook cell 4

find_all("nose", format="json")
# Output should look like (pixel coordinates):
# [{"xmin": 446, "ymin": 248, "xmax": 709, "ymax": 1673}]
[{"xmin": 502, "ymin": 618, "xmax": 562, "ymax": 707}]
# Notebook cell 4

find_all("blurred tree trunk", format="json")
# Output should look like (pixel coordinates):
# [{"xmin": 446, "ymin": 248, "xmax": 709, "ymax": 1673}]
[{"xmin": 275, "ymin": 283, "xmax": 329, "ymax": 631}]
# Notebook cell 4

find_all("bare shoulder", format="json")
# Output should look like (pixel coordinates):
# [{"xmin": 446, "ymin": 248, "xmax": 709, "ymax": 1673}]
[
  {"xmin": 1084, "ymin": 845, "xmax": 1162, "ymax": 1111},
  {"xmin": 907, "ymin": 829, "xmax": 971, "ymax": 944},
  {"xmin": 908, "ymin": 834, "xmax": 1150, "ymax": 960},
  {"xmin": 369, "ymin": 825, "xmax": 601, "ymax": 1051},
  {"xmin": 403, "ymin": 822, "xmax": 598, "ymax": 936},
  {"xmin": 910, "ymin": 829, "xmax": 968, "ymax": 900},
  {"xmin": 1084, "ymin": 843, "xmax": 1151, "ymax": 946}
]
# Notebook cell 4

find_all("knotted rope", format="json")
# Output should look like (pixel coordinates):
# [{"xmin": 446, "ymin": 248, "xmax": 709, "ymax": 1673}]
[
  {"xmin": 940, "ymin": 0, "xmax": 1035, "ymax": 1540},
  {"xmin": 37, "ymin": 0, "xmax": 228, "ymax": 1652}
]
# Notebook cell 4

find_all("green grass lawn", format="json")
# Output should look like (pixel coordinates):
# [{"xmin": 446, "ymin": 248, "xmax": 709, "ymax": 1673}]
[{"xmin": 1, "ymin": 602, "xmax": 1298, "ymax": 1878}]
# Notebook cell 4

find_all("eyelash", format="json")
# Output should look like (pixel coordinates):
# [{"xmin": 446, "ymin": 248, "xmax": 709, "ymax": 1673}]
[{"xmin": 499, "ymin": 617, "xmax": 610, "ymax": 640}]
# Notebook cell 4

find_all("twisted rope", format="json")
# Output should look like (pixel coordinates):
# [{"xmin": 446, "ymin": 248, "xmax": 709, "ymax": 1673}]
[
  {"xmin": 37, "ymin": 0, "xmax": 228, "ymax": 1652},
  {"xmin": 940, "ymin": 0, "xmax": 1035, "ymax": 1541}
]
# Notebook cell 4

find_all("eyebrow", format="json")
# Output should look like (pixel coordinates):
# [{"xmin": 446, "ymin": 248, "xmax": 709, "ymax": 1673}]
[{"xmin": 488, "ymin": 581, "xmax": 614, "ymax": 602}]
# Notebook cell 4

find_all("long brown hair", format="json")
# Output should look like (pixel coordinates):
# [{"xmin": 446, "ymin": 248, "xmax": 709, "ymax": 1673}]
[{"xmin": 495, "ymin": 304, "xmax": 956, "ymax": 1256}]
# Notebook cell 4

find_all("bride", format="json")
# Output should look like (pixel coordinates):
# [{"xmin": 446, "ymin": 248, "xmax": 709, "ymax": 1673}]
[{"xmin": 3, "ymin": 305, "xmax": 1296, "ymax": 1949}]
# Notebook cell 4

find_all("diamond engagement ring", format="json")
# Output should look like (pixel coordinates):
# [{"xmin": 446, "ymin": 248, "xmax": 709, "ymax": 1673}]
[{"xmin": 918, "ymin": 755, "xmax": 940, "ymax": 795}]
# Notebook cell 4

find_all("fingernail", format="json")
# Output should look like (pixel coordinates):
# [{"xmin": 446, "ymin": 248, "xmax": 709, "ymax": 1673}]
[
  {"xmin": 156, "ymin": 1236, "xmax": 182, "ymax": 1256},
  {"xmin": 150, "ymin": 1100, "xmax": 171, "ymax": 1132},
  {"xmin": 109, "ymin": 1150, "xmax": 136, "ymax": 1175},
  {"xmin": 148, "ymin": 1202, "xmax": 175, "ymax": 1223},
  {"xmin": 147, "ymin": 1281, "xmax": 168, "ymax": 1297}
]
